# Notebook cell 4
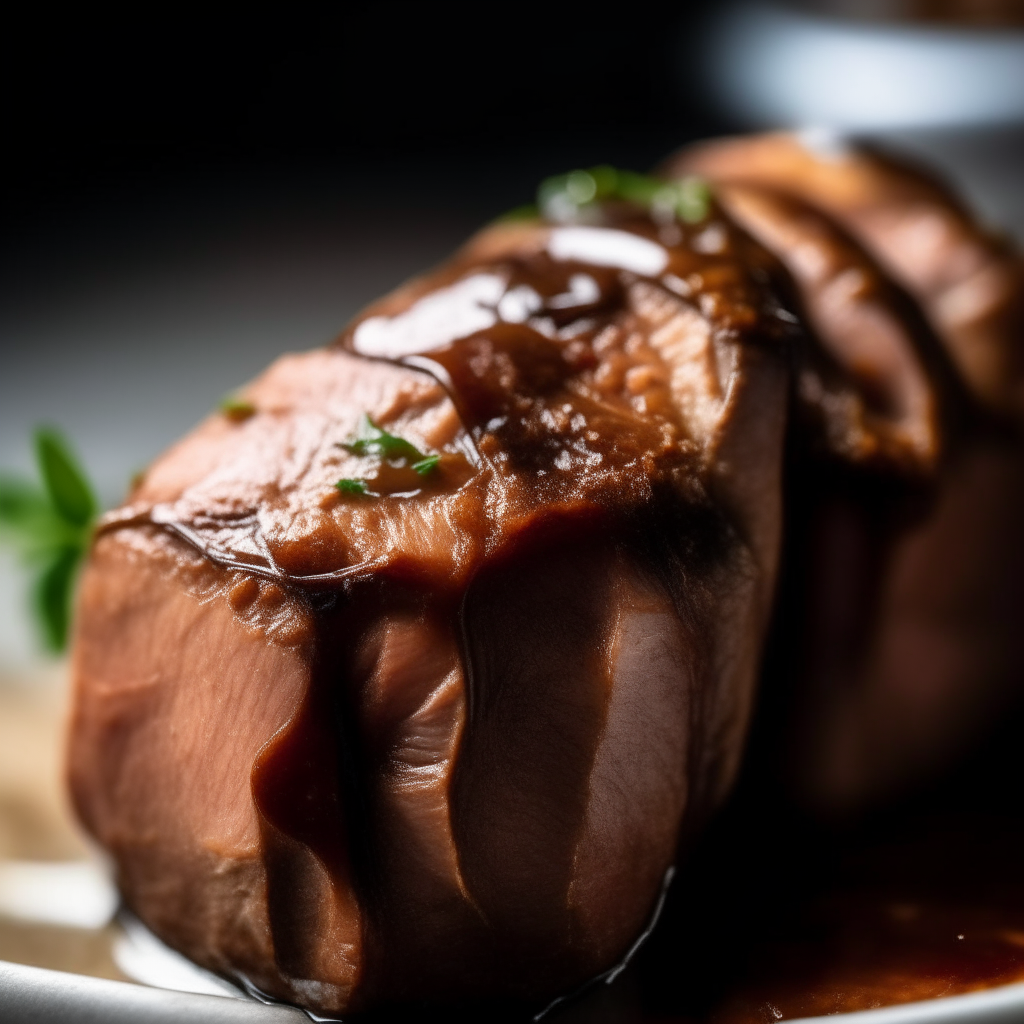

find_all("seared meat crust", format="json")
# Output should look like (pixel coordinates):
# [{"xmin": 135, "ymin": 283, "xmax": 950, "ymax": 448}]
[{"xmin": 67, "ymin": 136, "xmax": 1024, "ymax": 1013}]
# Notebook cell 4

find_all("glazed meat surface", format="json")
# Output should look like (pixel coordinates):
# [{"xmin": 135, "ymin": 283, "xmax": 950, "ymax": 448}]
[
  {"xmin": 66, "ymin": 135, "xmax": 1024, "ymax": 1015},
  {"xmin": 69, "ymin": 210, "xmax": 799, "ymax": 1014}
]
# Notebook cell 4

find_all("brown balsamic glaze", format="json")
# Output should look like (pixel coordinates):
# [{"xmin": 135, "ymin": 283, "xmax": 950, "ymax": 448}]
[
  {"xmin": 98, "ymin": 202, "xmax": 934, "ymax": 594},
  {"xmin": 252, "ymin": 677, "xmax": 353, "ymax": 980},
  {"xmin": 709, "ymin": 898, "xmax": 1024, "ymax": 1022},
  {"xmin": 97, "ymin": 212, "xmax": 792, "ymax": 588}
]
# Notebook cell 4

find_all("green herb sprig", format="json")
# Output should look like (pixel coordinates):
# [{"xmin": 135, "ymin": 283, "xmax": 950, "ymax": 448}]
[
  {"xmin": 336, "ymin": 415, "xmax": 440, "ymax": 496},
  {"xmin": 530, "ymin": 166, "xmax": 711, "ymax": 226},
  {"xmin": 0, "ymin": 428, "xmax": 98, "ymax": 651}
]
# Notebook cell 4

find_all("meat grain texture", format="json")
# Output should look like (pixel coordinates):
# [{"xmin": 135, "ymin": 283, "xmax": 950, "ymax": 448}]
[{"xmin": 67, "ymin": 133, "xmax": 1024, "ymax": 1016}]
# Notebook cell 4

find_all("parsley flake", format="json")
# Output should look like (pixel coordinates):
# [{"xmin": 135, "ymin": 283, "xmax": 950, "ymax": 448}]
[
  {"xmin": 341, "ymin": 415, "xmax": 426, "ymax": 462},
  {"xmin": 336, "ymin": 478, "xmax": 370, "ymax": 495},
  {"xmin": 335, "ymin": 416, "xmax": 443, "ymax": 497},
  {"xmin": 412, "ymin": 455, "xmax": 440, "ymax": 476}
]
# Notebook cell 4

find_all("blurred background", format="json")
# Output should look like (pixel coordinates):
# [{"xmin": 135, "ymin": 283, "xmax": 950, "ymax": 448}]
[{"xmin": 2, "ymin": 0, "xmax": 1024, "ymax": 665}]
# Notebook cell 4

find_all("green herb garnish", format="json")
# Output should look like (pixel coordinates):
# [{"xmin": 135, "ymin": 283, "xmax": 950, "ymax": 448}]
[
  {"xmin": 675, "ymin": 176, "xmax": 712, "ymax": 224},
  {"xmin": 220, "ymin": 394, "xmax": 256, "ymax": 421},
  {"xmin": 337, "ymin": 416, "xmax": 441, "ymax": 494},
  {"xmin": 341, "ymin": 415, "xmax": 426, "ymax": 462},
  {"xmin": 335, "ymin": 478, "xmax": 369, "ymax": 495},
  {"xmin": 0, "ymin": 428, "xmax": 98, "ymax": 652},
  {"xmin": 536, "ymin": 166, "xmax": 711, "ymax": 225},
  {"xmin": 412, "ymin": 455, "xmax": 440, "ymax": 476}
]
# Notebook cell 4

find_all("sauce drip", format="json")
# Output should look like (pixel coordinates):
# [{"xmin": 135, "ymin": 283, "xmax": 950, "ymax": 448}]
[
  {"xmin": 341, "ymin": 214, "xmax": 789, "ymax": 523},
  {"xmin": 97, "ymin": 207, "xmax": 795, "ymax": 588}
]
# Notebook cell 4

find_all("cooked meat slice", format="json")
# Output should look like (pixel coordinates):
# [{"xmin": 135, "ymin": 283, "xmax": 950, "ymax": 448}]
[
  {"xmin": 709, "ymin": 181, "xmax": 940, "ymax": 473},
  {"xmin": 665, "ymin": 131, "xmax": 1024, "ymax": 417},
  {"xmin": 669, "ymin": 133, "xmax": 1024, "ymax": 811},
  {"xmin": 786, "ymin": 444, "xmax": 1024, "ymax": 811},
  {"xmin": 68, "ymin": 209, "xmax": 793, "ymax": 1014},
  {"xmin": 69, "ymin": 138, "xmax": 1021, "ymax": 1012}
]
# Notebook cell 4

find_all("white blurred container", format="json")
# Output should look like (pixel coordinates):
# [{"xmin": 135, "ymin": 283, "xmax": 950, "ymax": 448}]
[
  {"xmin": 704, "ymin": 2, "xmax": 1024, "ymax": 131},
  {"xmin": 698, "ymin": 2, "xmax": 1024, "ymax": 240}
]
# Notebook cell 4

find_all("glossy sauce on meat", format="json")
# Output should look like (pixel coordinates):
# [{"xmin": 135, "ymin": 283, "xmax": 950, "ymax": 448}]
[
  {"xmin": 68, "ymin": 133, "xmax": 1024, "ymax": 1020},
  {"xmin": 73, "ymin": 199, "xmax": 800, "ymax": 1014},
  {"xmin": 98, "ymin": 213, "xmax": 793, "ymax": 586}
]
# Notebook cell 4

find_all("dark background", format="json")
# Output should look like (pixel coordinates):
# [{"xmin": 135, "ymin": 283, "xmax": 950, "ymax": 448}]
[
  {"xmin": 2, "ymin": 6, "xmax": 721, "ymax": 235},
  {"xmin": 0, "ymin": 5, "xmax": 723, "ymax": 662}
]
